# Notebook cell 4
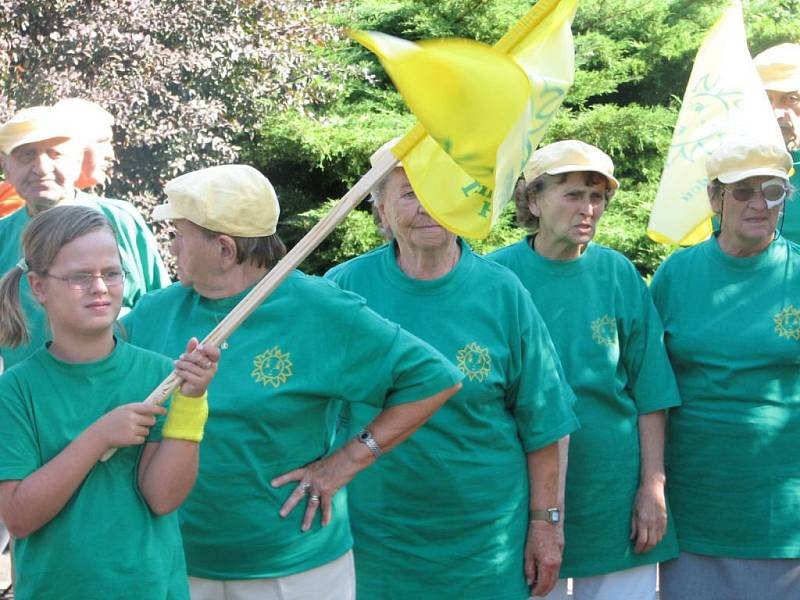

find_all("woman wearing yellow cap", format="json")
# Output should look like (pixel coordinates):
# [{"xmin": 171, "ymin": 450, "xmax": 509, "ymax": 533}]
[
  {"xmin": 489, "ymin": 140, "xmax": 681, "ymax": 600},
  {"xmin": 327, "ymin": 141, "xmax": 579, "ymax": 599},
  {"xmin": 122, "ymin": 164, "xmax": 463, "ymax": 600},
  {"xmin": 651, "ymin": 138, "xmax": 800, "ymax": 599}
]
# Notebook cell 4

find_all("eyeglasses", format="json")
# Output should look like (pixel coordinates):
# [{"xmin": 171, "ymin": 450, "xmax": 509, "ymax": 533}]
[
  {"xmin": 45, "ymin": 269, "xmax": 127, "ymax": 290},
  {"xmin": 723, "ymin": 183, "xmax": 788, "ymax": 204}
]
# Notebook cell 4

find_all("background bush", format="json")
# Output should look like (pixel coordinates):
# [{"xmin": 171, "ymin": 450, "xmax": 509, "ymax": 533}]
[{"xmin": 3, "ymin": 0, "xmax": 800, "ymax": 275}]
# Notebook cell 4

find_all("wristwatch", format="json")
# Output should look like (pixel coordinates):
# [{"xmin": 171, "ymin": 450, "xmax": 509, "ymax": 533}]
[
  {"xmin": 356, "ymin": 428, "xmax": 383, "ymax": 459},
  {"xmin": 530, "ymin": 508, "xmax": 560, "ymax": 524}
]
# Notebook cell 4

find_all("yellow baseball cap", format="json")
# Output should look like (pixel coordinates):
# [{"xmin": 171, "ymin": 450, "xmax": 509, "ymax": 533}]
[
  {"xmin": 706, "ymin": 139, "xmax": 792, "ymax": 183},
  {"xmin": 154, "ymin": 165, "xmax": 280, "ymax": 237},
  {"xmin": 523, "ymin": 140, "xmax": 620, "ymax": 189},
  {"xmin": 54, "ymin": 98, "xmax": 115, "ymax": 139},
  {"xmin": 754, "ymin": 43, "xmax": 800, "ymax": 93},
  {"xmin": 0, "ymin": 106, "xmax": 81, "ymax": 154}
]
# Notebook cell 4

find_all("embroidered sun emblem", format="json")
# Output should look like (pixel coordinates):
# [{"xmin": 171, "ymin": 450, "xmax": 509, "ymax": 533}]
[
  {"xmin": 251, "ymin": 346, "xmax": 293, "ymax": 388},
  {"xmin": 456, "ymin": 342, "xmax": 492, "ymax": 382},
  {"xmin": 774, "ymin": 305, "xmax": 800, "ymax": 340},
  {"xmin": 591, "ymin": 315, "xmax": 617, "ymax": 347}
]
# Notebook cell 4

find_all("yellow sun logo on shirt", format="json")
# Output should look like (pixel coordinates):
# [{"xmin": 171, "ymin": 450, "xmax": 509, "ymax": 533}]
[
  {"xmin": 251, "ymin": 346, "xmax": 293, "ymax": 388},
  {"xmin": 774, "ymin": 305, "xmax": 800, "ymax": 340},
  {"xmin": 591, "ymin": 315, "xmax": 617, "ymax": 347},
  {"xmin": 456, "ymin": 342, "xmax": 492, "ymax": 382}
]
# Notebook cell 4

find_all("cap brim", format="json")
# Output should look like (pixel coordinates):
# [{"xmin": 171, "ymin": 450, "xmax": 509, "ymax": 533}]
[
  {"xmin": 151, "ymin": 202, "xmax": 184, "ymax": 221},
  {"xmin": 718, "ymin": 167, "xmax": 789, "ymax": 183},
  {"xmin": 544, "ymin": 164, "xmax": 620, "ymax": 190},
  {"xmin": 763, "ymin": 79, "xmax": 800, "ymax": 93},
  {"xmin": 5, "ymin": 131, "xmax": 74, "ymax": 155}
]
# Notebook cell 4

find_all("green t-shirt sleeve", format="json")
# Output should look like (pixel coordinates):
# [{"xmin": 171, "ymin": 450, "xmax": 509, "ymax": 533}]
[
  {"xmin": 507, "ymin": 298, "xmax": 580, "ymax": 453},
  {"xmin": 336, "ymin": 301, "xmax": 463, "ymax": 408},
  {"xmin": 621, "ymin": 280, "xmax": 681, "ymax": 414},
  {"xmin": 0, "ymin": 376, "xmax": 39, "ymax": 481}
]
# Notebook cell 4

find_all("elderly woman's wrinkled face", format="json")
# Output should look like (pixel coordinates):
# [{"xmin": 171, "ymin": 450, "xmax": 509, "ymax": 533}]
[
  {"xmin": 529, "ymin": 171, "xmax": 609, "ymax": 251},
  {"xmin": 712, "ymin": 175, "xmax": 785, "ymax": 246},
  {"xmin": 378, "ymin": 168, "xmax": 453, "ymax": 251},
  {"xmin": 170, "ymin": 219, "xmax": 221, "ymax": 290}
]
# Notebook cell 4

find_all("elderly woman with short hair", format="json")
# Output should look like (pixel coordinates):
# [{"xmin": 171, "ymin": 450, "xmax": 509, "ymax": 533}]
[
  {"xmin": 326, "ymin": 141, "xmax": 579, "ymax": 599},
  {"xmin": 123, "ymin": 164, "xmax": 463, "ymax": 600},
  {"xmin": 652, "ymin": 139, "xmax": 800, "ymax": 600},
  {"xmin": 489, "ymin": 140, "xmax": 681, "ymax": 600}
]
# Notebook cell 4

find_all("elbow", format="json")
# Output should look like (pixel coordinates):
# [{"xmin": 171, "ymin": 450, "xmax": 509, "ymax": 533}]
[
  {"xmin": 144, "ymin": 494, "xmax": 182, "ymax": 516},
  {"xmin": 2, "ymin": 514, "xmax": 37, "ymax": 539}
]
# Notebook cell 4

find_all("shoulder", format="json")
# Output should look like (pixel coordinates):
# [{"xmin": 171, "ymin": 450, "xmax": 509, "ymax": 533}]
[
  {"xmin": 116, "ymin": 337, "xmax": 172, "ymax": 369},
  {"xmin": 82, "ymin": 192, "xmax": 150, "ymax": 228},
  {"xmin": 589, "ymin": 244, "xmax": 644, "ymax": 280},
  {"xmin": 325, "ymin": 243, "xmax": 389, "ymax": 282},
  {"xmin": 484, "ymin": 238, "xmax": 528, "ymax": 265},
  {"xmin": 126, "ymin": 283, "xmax": 192, "ymax": 323},
  {"xmin": 288, "ymin": 269, "xmax": 368, "ymax": 309}
]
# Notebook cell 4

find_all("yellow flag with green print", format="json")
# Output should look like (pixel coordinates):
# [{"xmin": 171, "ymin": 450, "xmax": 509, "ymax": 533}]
[
  {"xmin": 647, "ymin": 0, "xmax": 784, "ymax": 246},
  {"xmin": 352, "ymin": 0, "xmax": 577, "ymax": 239}
]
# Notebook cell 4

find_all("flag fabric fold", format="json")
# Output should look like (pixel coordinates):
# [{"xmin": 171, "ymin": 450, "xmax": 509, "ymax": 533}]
[
  {"xmin": 647, "ymin": 0, "xmax": 784, "ymax": 246},
  {"xmin": 353, "ymin": 0, "xmax": 577, "ymax": 239}
]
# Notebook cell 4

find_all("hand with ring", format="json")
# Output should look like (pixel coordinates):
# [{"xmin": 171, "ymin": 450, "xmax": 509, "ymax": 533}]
[{"xmin": 270, "ymin": 449, "xmax": 362, "ymax": 532}]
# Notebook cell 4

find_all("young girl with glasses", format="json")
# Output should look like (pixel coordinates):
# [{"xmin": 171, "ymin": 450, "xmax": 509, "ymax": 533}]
[{"xmin": 0, "ymin": 205, "xmax": 219, "ymax": 600}]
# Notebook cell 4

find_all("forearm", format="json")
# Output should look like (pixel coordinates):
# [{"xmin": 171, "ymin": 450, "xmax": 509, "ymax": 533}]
[
  {"xmin": 527, "ymin": 440, "xmax": 561, "ymax": 511},
  {"xmin": 0, "ymin": 428, "xmax": 108, "ymax": 537},
  {"xmin": 557, "ymin": 435, "xmax": 569, "ymax": 507},
  {"xmin": 138, "ymin": 440, "xmax": 199, "ymax": 515},
  {"xmin": 638, "ymin": 411, "xmax": 666, "ymax": 485},
  {"xmin": 332, "ymin": 383, "xmax": 460, "ymax": 479}
]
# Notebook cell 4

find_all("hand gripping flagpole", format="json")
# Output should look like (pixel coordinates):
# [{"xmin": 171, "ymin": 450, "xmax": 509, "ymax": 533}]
[{"xmin": 99, "ymin": 148, "xmax": 401, "ymax": 461}]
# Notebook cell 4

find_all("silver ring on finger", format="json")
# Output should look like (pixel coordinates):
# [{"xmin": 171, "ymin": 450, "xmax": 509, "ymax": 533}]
[
  {"xmin": 308, "ymin": 494, "xmax": 321, "ymax": 503},
  {"xmin": 299, "ymin": 482, "xmax": 311, "ymax": 494}
]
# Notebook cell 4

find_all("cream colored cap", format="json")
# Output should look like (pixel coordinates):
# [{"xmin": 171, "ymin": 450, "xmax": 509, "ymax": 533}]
[
  {"xmin": 54, "ymin": 98, "xmax": 115, "ymax": 139},
  {"xmin": 523, "ymin": 140, "xmax": 620, "ymax": 189},
  {"xmin": 370, "ymin": 137, "xmax": 402, "ymax": 169},
  {"xmin": 154, "ymin": 165, "xmax": 280, "ymax": 237},
  {"xmin": 706, "ymin": 139, "xmax": 792, "ymax": 183},
  {"xmin": 754, "ymin": 43, "xmax": 800, "ymax": 93},
  {"xmin": 0, "ymin": 106, "xmax": 80, "ymax": 154}
]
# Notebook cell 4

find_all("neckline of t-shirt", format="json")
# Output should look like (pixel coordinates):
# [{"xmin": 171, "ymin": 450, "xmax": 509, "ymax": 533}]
[
  {"xmin": 381, "ymin": 239, "xmax": 473, "ymax": 295},
  {"xmin": 522, "ymin": 236, "xmax": 598, "ymax": 275},
  {"xmin": 703, "ymin": 234, "xmax": 784, "ymax": 271},
  {"xmin": 39, "ymin": 336, "xmax": 125, "ymax": 374}
]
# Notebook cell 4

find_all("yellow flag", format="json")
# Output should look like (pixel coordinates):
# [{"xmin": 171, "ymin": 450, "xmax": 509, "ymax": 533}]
[
  {"xmin": 353, "ymin": 0, "xmax": 577, "ymax": 239},
  {"xmin": 647, "ymin": 0, "xmax": 784, "ymax": 246}
]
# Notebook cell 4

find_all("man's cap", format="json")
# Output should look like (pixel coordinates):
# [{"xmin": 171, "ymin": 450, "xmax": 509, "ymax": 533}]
[
  {"xmin": 523, "ymin": 140, "xmax": 620, "ymax": 189},
  {"xmin": 706, "ymin": 139, "xmax": 792, "ymax": 183},
  {"xmin": 370, "ymin": 137, "xmax": 402, "ymax": 170},
  {"xmin": 754, "ymin": 43, "xmax": 800, "ymax": 93},
  {"xmin": 154, "ymin": 164, "xmax": 280, "ymax": 237},
  {"xmin": 0, "ymin": 106, "xmax": 81, "ymax": 155},
  {"xmin": 54, "ymin": 98, "xmax": 115, "ymax": 139}
]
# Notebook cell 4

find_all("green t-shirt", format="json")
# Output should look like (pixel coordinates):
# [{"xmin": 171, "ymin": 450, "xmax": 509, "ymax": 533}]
[
  {"xmin": 326, "ymin": 241, "xmax": 579, "ymax": 600},
  {"xmin": 0, "ymin": 192, "xmax": 170, "ymax": 370},
  {"xmin": 122, "ymin": 271, "xmax": 463, "ymax": 579},
  {"xmin": 0, "ymin": 339, "xmax": 188, "ymax": 600},
  {"xmin": 651, "ymin": 235, "xmax": 800, "ymax": 558},
  {"xmin": 779, "ymin": 149, "xmax": 800, "ymax": 244},
  {"xmin": 488, "ymin": 239, "xmax": 681, "ymax": 577}
]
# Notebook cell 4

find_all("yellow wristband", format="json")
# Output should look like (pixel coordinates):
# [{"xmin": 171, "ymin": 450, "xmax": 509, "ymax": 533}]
[{"xmin": 162, "ymin": 391, "xmax": 209, "ymax": 443}]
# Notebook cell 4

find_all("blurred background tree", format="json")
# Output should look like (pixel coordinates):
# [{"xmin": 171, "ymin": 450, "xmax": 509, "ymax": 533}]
[{"xmin": 3, "ymin": 0, "xmax": 800, "ymax": 274}]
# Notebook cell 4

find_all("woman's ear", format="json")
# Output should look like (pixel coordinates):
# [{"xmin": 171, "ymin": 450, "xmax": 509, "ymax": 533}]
[
  {"xmin": 28, "ymin": 272, "xmax": 48, "ymax": 304},
  {"xmin": 528, "ymin": 193, "xmax": 542, "ymax": 218},
  {"xmin": 708, "ymin": 184, "xmax": 723, "ymax": 215},
  {"xmin": 217, "ymin": 234, "xmax": 238, "ymax": 270}
]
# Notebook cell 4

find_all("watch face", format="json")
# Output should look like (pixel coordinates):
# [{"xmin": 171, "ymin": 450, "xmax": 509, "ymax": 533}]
[{"xmin": 549, "ymin": 509, "xmax": 561, "ymax": 523}]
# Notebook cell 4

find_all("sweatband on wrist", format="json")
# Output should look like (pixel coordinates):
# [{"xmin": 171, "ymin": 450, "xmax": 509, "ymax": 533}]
[{"xmin": 162, "ymin": 391, "xmax": 208, "ymax": 443}]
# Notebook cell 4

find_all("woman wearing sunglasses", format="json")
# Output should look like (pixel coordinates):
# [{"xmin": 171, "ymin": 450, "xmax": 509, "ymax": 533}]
[{"xmin": 651, "ymin": 139, "xmax": 800, "ymax": 600}]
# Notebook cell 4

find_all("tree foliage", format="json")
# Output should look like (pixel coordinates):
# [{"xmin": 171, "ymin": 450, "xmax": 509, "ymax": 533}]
[{"xmin": 0, "ymin": 0, "xmax": 353, "ymax": 210}]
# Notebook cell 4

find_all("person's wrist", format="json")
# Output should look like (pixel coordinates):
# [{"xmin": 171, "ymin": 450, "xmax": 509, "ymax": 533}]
[{"xmin": 163, "ymin": 391, "xmax": 208, "ymax": 442}]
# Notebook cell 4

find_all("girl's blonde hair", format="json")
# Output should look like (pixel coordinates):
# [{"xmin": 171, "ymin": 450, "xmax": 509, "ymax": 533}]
[{"xmin": 0, "ymin": 205, "xmax": 116, "ymax": 348}]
